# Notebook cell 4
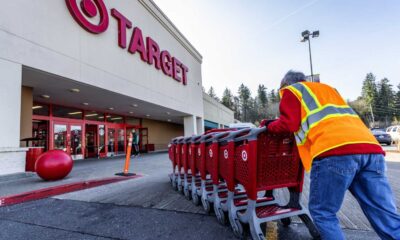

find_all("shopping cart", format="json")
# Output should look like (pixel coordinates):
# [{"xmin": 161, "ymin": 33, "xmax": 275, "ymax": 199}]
[
  {"xmin": 232, "ymin": 126, "xmax": 320, "ymax": 240},
  {"xmin": 200, "ymin": 131, "xmax": 233, "ymax": 212},
  {"xmin": 176, "ymin": 136, "xmax": 193, "ymax": 193},
  {"xmin": 168, "ymin": 137, "xmax": 183, "ymax": 189}
]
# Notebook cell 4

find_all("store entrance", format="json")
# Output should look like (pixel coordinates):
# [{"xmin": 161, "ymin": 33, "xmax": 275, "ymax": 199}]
[
  {"xmin": 53, "ymin": 122, "xmax": 83, "ymax": 160},
  {"xmin": 85, "ymin": 124, "xmax": 107, "ymax": 159},
  {"xmin": 85, "ymin": 124, "xmax": 97, "ymax": 158},
  {"xmin": 107, "ymin": 126, "xmax": 125, "ymax": 157}
]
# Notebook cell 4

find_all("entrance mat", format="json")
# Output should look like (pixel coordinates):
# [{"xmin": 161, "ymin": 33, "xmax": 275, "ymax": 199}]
[{"xmin": 0, "ymin": 175, "xmax": 142, "ymax": 207}]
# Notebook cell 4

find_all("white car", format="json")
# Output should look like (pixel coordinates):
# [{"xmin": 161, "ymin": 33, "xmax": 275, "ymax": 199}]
[{"xmin": 386, "ymin": 125, "xmax": 400, "ymax": 143}]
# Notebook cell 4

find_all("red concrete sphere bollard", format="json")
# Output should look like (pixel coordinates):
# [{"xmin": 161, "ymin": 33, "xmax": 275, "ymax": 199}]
[{"xmin": 35, "ymin": 150, "xmax": 73, "ymax": 181}]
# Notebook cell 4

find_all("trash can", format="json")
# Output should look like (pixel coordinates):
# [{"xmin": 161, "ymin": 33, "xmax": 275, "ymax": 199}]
[{"xmin": 25, "ymin": 147, "xmax": 44, "ymax": 172}]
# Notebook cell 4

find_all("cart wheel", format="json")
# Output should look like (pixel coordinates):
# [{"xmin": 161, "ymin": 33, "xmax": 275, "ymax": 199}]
[
  {"xmin": 192, "ymin": 192, "xmax": 200, "ymax": 205},
  {"xmin": 177, "ymin": 184, "xmax": 183, "ymax": 193},
  {"xmin": 280, "ymin": 217, "xmax": 291, "ymax": 227},
  {"xmin": 299, "ymin": 214, "xmax": 321, "ymax": 240},
  {"xmin": 214, "ymin": 204, "xmax": 226, "ymax": 225},
  {"xmin": 229, "ymin": 213, "xmax": 244, "ymax": 238},
  {"xmin": 184, "ymin": 188, "xmax": 191, "ymax": 200},
  {"xmin": 201, "ymin": 198, "xmax": 211, "ymax": 213}
]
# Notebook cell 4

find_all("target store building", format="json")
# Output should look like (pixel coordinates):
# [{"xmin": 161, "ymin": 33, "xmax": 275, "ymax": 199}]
[{"xmin": 0, "ymin": 0, "xmax": 233, "ymax": 175}]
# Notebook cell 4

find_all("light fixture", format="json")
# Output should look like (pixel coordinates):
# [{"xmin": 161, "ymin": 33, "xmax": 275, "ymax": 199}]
[
  {"xmin": 98, "ymin": 116, "xmax": 104, "ymax": 119},
  {"xmin": 108, "ymin": 107, "xmax": 114, "ymax": 110},
  {"xmin": 40, "ymin": 94, "xmax": 50, "ymax": 99},
  {"xmin": 167, "ymin": 119, "xmax": 171, "ymax": 122},
  {"xmin": 129, "ymin": 111, "xmax": 134, "ymax": 114},
  {"xmin": 82, "ymin": 102, "xmax": 89, "ymax": 106},
  {"xmin": 131, "ymin": 104, "xmax": 138, "ymax": 107},
  {"xmin": 166, "ymin": 112, "xmax": 171, "ymax": 115},
  {"xmin": 68, "ymin": 111, "xmax": 82, "ymax": 115},
  {"xmin": 106, "ymin": 115, "xmax": 111, "ymax": 118},
  {"xmin": 146, "ymin": 114, "xmax": 151, "ymax": 117},
  {"xmin": 85, "ymin": 113, "xmax": 98, "ymax": 117},
  {"xmin": 111, "ymin": 117, "xmax": 122, "ymax": 120},
  {"xmin": 32, "ymin": 106, "xmax": 43, "ymax": 110},
  {"xmin": 70, "ymin": 88, "xmax": 80, "ymax": 93}
]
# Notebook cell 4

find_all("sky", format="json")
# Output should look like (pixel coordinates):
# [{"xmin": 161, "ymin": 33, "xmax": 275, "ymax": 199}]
[{"xmin": 153, "ymin": 0, "xmax": 400, "ymax": 100}]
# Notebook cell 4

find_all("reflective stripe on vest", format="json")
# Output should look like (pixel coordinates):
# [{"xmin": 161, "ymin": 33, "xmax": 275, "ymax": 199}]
[
  {"xmin": 285, "ymin": 83, "xmax": 359, "ymax": 145},
  {"xmin": 287, "ymin": 83, "xmax": 321, "ymax": 113},
  {"xmin": 295, "ymin": 105, "xmax": 358, "ymax": 145}
]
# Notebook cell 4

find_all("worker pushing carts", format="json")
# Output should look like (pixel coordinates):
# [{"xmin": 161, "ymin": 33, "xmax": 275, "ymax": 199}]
[{"xmin": 167, "ymin": 123, "xmax": 320, "ymax": 240}]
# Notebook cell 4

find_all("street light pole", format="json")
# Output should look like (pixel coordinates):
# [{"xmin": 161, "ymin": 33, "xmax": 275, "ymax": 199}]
[
  {"xmin": 301, "ymin": 30, "xmax": 319, "ymax": 82},
  {"xmin": 307, "ymin": 37, "xmax": 314, "ymax": 82}
]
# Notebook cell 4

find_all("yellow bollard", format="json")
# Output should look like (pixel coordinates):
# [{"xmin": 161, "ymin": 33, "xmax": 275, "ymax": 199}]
[{"xmin": 265, "ymin": 221, "xmax": 278, "ymax": 240}]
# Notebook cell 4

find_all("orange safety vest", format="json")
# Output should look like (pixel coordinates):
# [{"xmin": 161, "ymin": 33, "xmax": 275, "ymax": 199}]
[{"xmin": 280, "ymin": 81, "xmax": 380, "ymax": 172}]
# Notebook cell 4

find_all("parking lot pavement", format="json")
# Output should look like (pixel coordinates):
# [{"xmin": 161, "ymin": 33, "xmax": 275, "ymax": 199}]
[
  {"xmin": 1, "ymin": 152, "xmax": 397, "ymax": 239},
  {"xmin": 0, "ymin": 198, "xmax": 236, "ymax": 240}
]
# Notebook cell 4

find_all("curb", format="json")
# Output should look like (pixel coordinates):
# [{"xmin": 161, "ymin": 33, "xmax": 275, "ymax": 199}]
[{"xmin": 0, "ymin": 175, "xmax": 141, "ymax": 207}]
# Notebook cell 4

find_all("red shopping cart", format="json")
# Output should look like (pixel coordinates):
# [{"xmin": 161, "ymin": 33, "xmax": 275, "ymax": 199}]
[{"xmin": 232, "ymin": 127, "xmax": 320, "ymax": 240}]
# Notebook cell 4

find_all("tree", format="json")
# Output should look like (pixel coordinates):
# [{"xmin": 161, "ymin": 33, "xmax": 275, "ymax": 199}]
[
  {"xmin": 348, "ymin": 97, "xmax": 371, "ymax": 126},
  {"xmin": 256, "ymin": 84, "xmax": 268, "ymax": 120},
  {"xmin": 257, "ymin": 85, "xmax": 268, "ymax": 108},
  {"xmin": 361, "ymin": 73, "xmax": 377, "ymax": 106},
  {"xmin": 221, "ymin": 88, "xmax": 234, "ymax": 110},
  {"xmin": 233, "ymin": 96, "xmax": 240, "ymax": 120},
  {"xmin": 375, "ymin": 78, "xmax": 395, "ymax": 125},
  {"xmin": 395, "ymin": 84, "xmax": 400, "ymax": 121},
  {"xmin": 207, "ymin": 86, "xmax": 220, "ymax": 101},
  {"xmin": 269, "ymin": 89, "xmax": 279, "ymax": 103},
  {"xmin": 238, "ymin": 84, "xmax": 251, "ymax": 122}
]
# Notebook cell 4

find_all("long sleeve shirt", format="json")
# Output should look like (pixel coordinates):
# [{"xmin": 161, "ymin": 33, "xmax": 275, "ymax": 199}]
[{"xmin": 267, "ymin": 89, "xmax": 384, "ymax": 159}]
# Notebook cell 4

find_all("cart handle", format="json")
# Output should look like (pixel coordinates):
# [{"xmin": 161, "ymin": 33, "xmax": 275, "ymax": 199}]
[
  {"xmin": 217, "ymin": 128, "xmax": 253, "ymax": 143},
  {"xmin": 233, "ymin": 127, "xmax": 267, "ymax": 142}
]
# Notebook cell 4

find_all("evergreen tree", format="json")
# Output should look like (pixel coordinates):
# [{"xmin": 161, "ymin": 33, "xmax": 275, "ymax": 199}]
[
  {"xmin": 375, "ymin": 78, "xmax": 395, "ymax": 124},
  {"xmin": 361, "ymin": 73, "xmax": 378, "ymax": 106},
  {"xmin": 207, "ymin": 86, "xmax": 220, "ymax": 101},
  {"xmin": 238, "ymin": 84, "xmax": 251, "ymax": 122},
  {"xmin": 221, "ymin": 88, "xmax": 234, "ymax": 110},
  {"xmin": 257, "ymin": 84, "xmax": 268, "ymax": 108},
  {"xmin": 269, "ymin": 89, "xmax": 278, "ymax": 103},
  {"xmin": 233, "ymin": 96, "xmax": 240, "ymax": 120},
  {"xmin": 256, "ymin": 84, "xmax": 268, "ymax": 120},
  {"xmin": 395, "ymin": 84, "xmax": 400, "ymax": 120}
]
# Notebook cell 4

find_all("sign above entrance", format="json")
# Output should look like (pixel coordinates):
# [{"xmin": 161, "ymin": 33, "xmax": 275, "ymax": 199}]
[{"xmin": 65, "ymin": 0, "xmax": 189, "ymax": 85}]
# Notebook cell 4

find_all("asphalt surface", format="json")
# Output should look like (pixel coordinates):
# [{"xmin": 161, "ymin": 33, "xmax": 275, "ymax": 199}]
[
  {"xmin": 0, "ymin": 198, "xmax": 380, "ymax": 240},
  {"xmin": 0, "ymin": 151, "xmax": 398, "ymax": 239}
]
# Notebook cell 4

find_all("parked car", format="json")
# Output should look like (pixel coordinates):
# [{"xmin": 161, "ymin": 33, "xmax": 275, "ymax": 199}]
[
  {"xmin": 386, "ymin": 125, "xmax": 400, "ymax": 144},
  {"xmin": 372, "ymin": 130, "xmax": 392, "ymax": 145}
]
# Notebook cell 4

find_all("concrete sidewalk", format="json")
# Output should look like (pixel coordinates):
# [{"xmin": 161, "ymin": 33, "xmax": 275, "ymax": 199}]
[{"xmin": 0, "ymin": 154, "xmax": 146, "ymax": 197}]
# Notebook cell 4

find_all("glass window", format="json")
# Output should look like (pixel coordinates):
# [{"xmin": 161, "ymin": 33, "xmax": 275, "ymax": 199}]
[
  {"xmin": 106, "ymin": 114, "xmax": 124, "ymax": 123},
  {"xmin": 85, "ymin": 111, "xmax": 105, "ymax": 122},
  {"xmin": 392, "ymin": 127, "xmax": 398, "ymax": 132},
  {"xmin": 32, "ymin": 103, "xmax": 49, "ymax": 116},
  {"xmin": 99, "ymin": 125, "xmax": 105, "ymax": 153},
  {"xmin": 53, "ymin": 105, "xmax": 82, "ymax": 119},
  {"xmin": 126, "ymin": 117, "xmax": 140, "ymax": 125},
  {"xmin": 54, "ymin": 124, "xmax": 67, "ymax": 151}
]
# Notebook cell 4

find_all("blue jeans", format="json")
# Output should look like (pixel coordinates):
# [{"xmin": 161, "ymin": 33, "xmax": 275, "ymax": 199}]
[{"xmin": 309, "ymin": 154, "xmax": 400, "ymax": 240}]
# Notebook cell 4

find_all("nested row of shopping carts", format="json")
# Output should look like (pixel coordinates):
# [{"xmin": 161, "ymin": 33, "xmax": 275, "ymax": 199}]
[{"xmin": 168, "ymin": 125, "xmax": 320, "ymax": 240}]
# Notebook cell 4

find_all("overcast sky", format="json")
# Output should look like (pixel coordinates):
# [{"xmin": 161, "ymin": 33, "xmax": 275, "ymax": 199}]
[{"xmin": 153, "ymin": 0, "xmax": 400, "ymax": 100}]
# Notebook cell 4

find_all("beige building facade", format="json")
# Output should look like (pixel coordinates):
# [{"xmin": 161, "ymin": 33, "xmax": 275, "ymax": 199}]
[{"xmin": 0, "ymin": 0, "xmax": 233, "ymax": 175}]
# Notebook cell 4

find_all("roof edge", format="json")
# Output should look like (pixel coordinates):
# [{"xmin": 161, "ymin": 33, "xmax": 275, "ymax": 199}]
[{"xmin": 138, "ymin": 0, "xmax": 203, "ymax": 63}]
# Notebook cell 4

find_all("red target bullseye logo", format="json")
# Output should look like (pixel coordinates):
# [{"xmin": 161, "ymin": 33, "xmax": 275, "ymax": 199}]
[
  {"xmin": 224, "ymin": 149, "xmax": 228, "ymax": 159},
  {"xmin": 65, "ymin": 0, "xmax": 109, "ymax": 34},
  {"xmin": 241, "ymin": 150, "xmax": 248, "ymax": 162}
]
